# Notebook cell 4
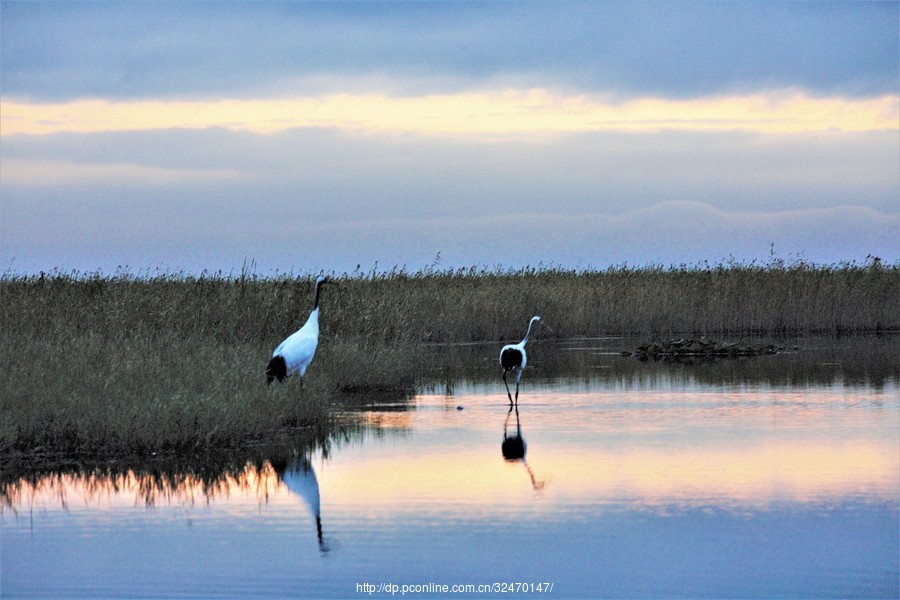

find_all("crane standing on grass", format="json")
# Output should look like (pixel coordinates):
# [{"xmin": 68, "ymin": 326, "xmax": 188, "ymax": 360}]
[
  {"xmin": 499, "ymin": 315, "xmax": 542, "ymax": 405},
  {"xmin": 266, "ymin": 275, "xmax": 337, "ymax": 386}
]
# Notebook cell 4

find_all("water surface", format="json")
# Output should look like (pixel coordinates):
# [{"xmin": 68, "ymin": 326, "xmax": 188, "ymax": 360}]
[{"xmin": 3, "ymin": 337, "xmax": 898, "ymax": 598}]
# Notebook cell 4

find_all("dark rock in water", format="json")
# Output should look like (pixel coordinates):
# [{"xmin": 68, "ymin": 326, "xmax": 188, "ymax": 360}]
[{"xmin": 628, "ymin": 337, "xmax": 784, "ymax": 361}]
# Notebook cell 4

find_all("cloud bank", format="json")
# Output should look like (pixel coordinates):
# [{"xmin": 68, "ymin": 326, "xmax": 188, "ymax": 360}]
[
  {"xmin": 1, "ymin": 1, "xmax": 897, "ymax": 275},
  {"xmin": 2, "ymin": 2, "xmax": 896, "ymax": 101},
  {"xmin": 3, "ymin": 125, "xmax": 897, "ymax": 274}
]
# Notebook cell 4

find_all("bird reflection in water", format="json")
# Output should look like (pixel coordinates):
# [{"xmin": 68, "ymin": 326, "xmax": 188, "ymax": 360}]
[
  {"xmin": 272, "ymin": 457, "xmax": 329, "ymax": 552},
  {"xmin": 502, "ymin": 404, "xmax": 546, "ymax": 492}
]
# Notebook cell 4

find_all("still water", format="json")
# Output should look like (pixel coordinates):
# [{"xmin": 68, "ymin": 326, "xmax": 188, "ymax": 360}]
[{"xmin": 2, "ymin": 337, "xmax": 898, "ymax": 598}]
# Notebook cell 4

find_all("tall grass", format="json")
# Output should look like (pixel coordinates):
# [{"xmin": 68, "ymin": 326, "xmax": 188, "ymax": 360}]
[
  {"xmin": 2, "ymin": 259, "xmax": 897, "ymax": 460},
  {"xmin": 6, "ymin": 259, "xmax": 894, "ymax": 341},
  {"xmin": 7, "ymin": 259, "xmax": 894, "ymax": 340}
]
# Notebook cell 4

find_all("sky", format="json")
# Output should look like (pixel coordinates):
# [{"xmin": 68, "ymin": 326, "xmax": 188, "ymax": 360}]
[{"xmin": 1, "ymin": 1, "xmax": 898, "ymax": 276}]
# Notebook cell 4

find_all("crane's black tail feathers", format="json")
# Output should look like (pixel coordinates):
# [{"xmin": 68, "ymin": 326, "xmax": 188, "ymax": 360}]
[
  {"xmin": 500, "ymin": 347, "xmax": 523, "ymax": 372},
  {"xmin": 266, "ymin": 355, "xmax": 287, "ymax": 386}
]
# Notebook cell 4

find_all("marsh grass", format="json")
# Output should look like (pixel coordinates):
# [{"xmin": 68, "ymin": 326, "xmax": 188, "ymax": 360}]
[
  {"xmin": 2, "ymin": 260, "xmax": 897, "ymax": 460},
  {"xmin": 0, "ymin": 328, "xmax": 326, "ymax": 457},
  {"xmin": 326, "ymin": 259, "xmax": 899, "ymax": 340}
]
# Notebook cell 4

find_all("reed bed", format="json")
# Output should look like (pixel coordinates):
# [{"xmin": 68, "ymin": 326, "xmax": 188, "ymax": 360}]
[
  {"xmin": 2, "ymin": 260, "xmax": 897, "ymax": 461},
  {"xmin": 5, "ymin": 259, "xmax": 895, "ymax": 341}
]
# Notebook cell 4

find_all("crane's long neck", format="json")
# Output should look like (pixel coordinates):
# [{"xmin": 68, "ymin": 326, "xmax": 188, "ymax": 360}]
[
  {"xmin": 305, "ymin": 306, "xmax": 320, "ymax": 328},
  {"xmin": 313, "ymin": 281, "xmax": 324, "ymax": 310},
  {"xmin": 521, "ymin": 317, "xmax": 538, "ymax": 345}
]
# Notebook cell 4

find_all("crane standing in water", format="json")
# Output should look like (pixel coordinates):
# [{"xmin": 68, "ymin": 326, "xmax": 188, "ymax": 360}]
[
  {"xmin": 266, "ymin": 275, "xmax": 337, "ymax": 386},
  {"xmin": 499, "ymin": 315, "xmax": 541, "ymax": 405}
]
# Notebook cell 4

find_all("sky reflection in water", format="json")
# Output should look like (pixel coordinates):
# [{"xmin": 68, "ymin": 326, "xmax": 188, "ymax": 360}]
[{"xmin": 2, "ymin": 343, "xmax": 898, "ymax": 598}]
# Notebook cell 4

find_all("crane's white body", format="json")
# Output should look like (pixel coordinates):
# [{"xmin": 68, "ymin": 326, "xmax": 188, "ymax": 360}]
[
  {"xmin": 499, "ymin": 338, "xmax": 529, "ymax": 382},
  {"xmin": 272, "ymin": 307, "xmax": 319, "ymax": 378},
  {"xmin": 267, "ymin": 275, "xmax": 334, "ymax": 385},
  {"xmin": 499, "ymin": 315, "xmax": 541, "ymax": 404}
]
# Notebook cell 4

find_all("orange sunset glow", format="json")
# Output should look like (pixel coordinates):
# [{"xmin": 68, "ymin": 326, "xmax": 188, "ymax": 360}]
[
  {"xmin": 6, "ymin": 418, "xmax": 895, "ymax": 516},
  {"xmin": 4, "ymin": 440, "xmax": 894, "ymax": 516}
]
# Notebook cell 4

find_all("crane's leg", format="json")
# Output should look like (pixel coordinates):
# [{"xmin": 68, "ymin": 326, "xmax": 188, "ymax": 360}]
[
  {"xmin": 514, "ymin": 369, "xmax": 522, "ymax": 405},
  {"xmin": 503, "ymin": 371, "xmax": 514, "ymax": 404}
]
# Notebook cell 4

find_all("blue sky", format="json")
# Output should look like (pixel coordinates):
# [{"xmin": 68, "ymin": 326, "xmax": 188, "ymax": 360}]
[{"xmin": 1, "ymin": 1, "xmax": 898, "ymax": 275}]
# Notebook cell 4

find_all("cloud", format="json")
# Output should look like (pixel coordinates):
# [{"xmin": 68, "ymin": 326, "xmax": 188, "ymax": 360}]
[
  {"xmin": 3, "ymin": 127, "xmax": 897, "ymax": 215},
  {"xmin": 3, "ymin": 126, "xmax": 897, "ymax": 274},
  {"xmin": 2, "ymin": 0, "xmax": 896, "ymax": 277},
  {"xmin": 0, "ymin": 158, "xmax": 249, "ymax": 187},
  {"xmin": 298, "ymin": 203, "xmax": 899, "ymax": 271},
  {"xmin": 2, "ymin": 2, "xmax": 896, "ymax": 101},
  {"xmin": 3, "ymin": 92, "xmax": 897, "ymax": 136},
  {"xmin": 3, "ymin": 198, "xmax": 896, "ymax": 275}
]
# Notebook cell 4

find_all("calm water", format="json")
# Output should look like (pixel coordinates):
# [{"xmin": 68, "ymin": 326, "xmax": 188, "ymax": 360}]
[{"xmin": 2, "ymin": 336, "xmax": 899, "ymax": 599}]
